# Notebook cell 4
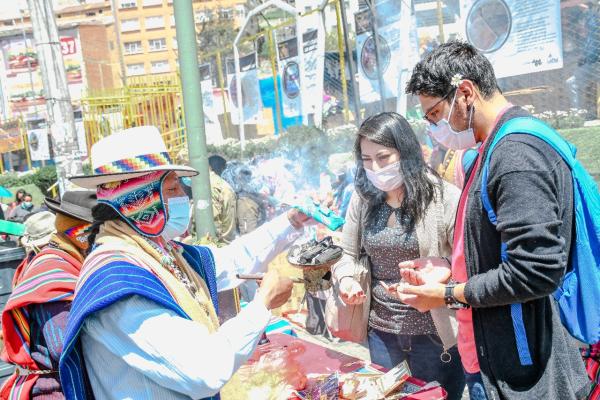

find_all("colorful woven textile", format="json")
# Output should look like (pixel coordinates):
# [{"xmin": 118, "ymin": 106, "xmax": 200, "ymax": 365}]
[
  {"xmin": 97, "ymin": 171, "xmax": 167, "ymax": 236},
  {"xmin": 0, "ymin": 248, "xmax": 82, "ymax": 400},
  {"xmin": 64, "ymin": 223, "xmax": 92, "ymax": 249},
  {"xmin": 94, "ymin": 151, "xmax": 171, "ymax": 174},
  {"xmin": 60, "ymin": 244, "xmax": 219, "ymax": 400},
  {"xmin": 583, "ymin": 344, "xmax": 600, "ymax": 399}
]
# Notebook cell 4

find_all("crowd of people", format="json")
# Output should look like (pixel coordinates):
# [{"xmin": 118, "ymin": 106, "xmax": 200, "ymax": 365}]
[{"xmin": 0, "ymin": 40, "xmax": 598, "ymax": 400}]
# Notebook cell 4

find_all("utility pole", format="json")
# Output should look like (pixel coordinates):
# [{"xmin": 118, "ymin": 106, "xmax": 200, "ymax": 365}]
[
  {"xmin": 338, "ymin": 0, "xmax": 361, "ymax": 125},
  {"xmin": 109, "ymin": 0, "xmax": 127, "ymax": 86},
  {"xmin": 27, "ymin": 0, "xmax": 83, "ymax": 195},
  {"xmin": 367, "ymin": 0, "xmax": 386, "ymax": 113},
  {"xmin": 173, "ymin": 0, "xmax": 216, "ymax": 239}
]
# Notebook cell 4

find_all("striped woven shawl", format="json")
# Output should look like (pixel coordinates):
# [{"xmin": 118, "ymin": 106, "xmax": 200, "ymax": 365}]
[{"xmin": 0, "ymin": 248, "xmax": 81, "ymax": 400}]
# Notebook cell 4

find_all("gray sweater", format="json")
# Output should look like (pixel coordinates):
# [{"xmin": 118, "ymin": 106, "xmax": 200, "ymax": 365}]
[{"xmin": 462, "ymin": 107, "xmax": 590, "ymax": 400}]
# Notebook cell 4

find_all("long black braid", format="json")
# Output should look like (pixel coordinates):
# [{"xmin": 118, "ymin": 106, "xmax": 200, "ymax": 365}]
[{"xmin": 87, "ymin": 203, "xmax": 122, "ymax": 255}]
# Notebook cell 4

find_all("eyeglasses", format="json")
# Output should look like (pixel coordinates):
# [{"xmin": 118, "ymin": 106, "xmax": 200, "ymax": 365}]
[{"xmin": 422, "ymin": 90, "xmax": 454, "ymax": 126}]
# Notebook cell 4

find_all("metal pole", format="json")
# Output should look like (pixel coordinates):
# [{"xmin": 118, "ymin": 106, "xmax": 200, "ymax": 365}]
[
  {"xmin": 268, "ymin": 29, "xmax": 284, "ymax": 134},
  {"xmin": 28, "ymin": 0, "xmax": 83, "ymax": 195},
  {"xmin": 215, "ymin": 52, "xmax": 232, "ymax": 139},
  {"xmin": 436, "ymin": 0, "xmax": 445, "ymax": 43},
  {"xmin": 367, "ymin": 0, "xmax": 386, "ymax": 113},
  {"xmin": 110, "ymin": 0, "xmax": 127, "ymax": 86},
  {"xmin": 18, "ymin": 12, "xmax": 39, "ymax": 118},
  {"xmin": 339, "ymin": 0, "xmax": 361, "ymax": 124},
  {"xmin": 334, "ymin": 0, "xmax": 350, "ymax": 123},
  {"xmin": 174, "ymin": 0, "xmax": 216, "ymax": 238}
]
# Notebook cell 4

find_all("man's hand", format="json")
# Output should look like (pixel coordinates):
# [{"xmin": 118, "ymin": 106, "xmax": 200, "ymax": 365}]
[
  {"xmin": 257, "ymin": 270, "xmax": 293, "ymax": 310},
  {"xmin": 398, "ymin": 257, "xmax": 451, "ymax": 285},
  {"xmin": 287, "ymin": 208, "xmax": 314, "ymax": 229},
  {"xmin": 339, "ymin": 277, "xmax": 367, "ymax": 305},
  {"xmin": 384, "ymin": 282, "xmax": 446, "ymax": 313}
]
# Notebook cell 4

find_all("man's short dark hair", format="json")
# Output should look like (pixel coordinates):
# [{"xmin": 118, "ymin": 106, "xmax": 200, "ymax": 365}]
[
  {"xmin": 406, "ymin": 40, "xmax": 500, "ymax": 99},
  {"xmin": 208, "ymin": 155, "xmax": 227, "ymax": 176}
]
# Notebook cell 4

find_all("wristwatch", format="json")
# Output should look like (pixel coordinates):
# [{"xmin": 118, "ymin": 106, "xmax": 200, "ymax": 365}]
[{"xmin": 444, "ymin": 282, "xmax": 470, "ymax": 310}]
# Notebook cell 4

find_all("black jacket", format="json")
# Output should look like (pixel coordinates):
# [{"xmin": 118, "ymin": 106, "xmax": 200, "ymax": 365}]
[{"xmin": 462, "ymin": 107, "xmax": 590, "ymax": 400}]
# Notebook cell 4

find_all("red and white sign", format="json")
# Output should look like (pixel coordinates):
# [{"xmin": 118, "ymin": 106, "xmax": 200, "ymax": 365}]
[{"xmin": 60, "ymin": 37, "xmax": 77, "ymax": 56}]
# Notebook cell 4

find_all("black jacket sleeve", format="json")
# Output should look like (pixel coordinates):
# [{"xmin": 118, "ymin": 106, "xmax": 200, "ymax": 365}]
[{"xmin": 464, "ymin": 137, "xmax": 572, "ymax": 307}]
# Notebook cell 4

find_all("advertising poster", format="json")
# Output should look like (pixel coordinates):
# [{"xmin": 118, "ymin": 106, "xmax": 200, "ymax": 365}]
[
  {"xmin": 0, "ymin": 120, "xmax": 24, "ymax": 153},
  {"xmin": 300, "ymin": 27, "xmax": 325, "ymax": 125},
  {"xmin": 0, "ymin": 28, "xmax": 84, "ymax": 116},
  {"xmin": 27, "ymin": 128, "xmax": 50, "ymax": 161},
  {"xmin": 354, "ymin": 0, "xmax": 403, "ymax": 104},
  {"xmin": 75, "ymin": 120, "xmax": 88, "ymax": 157},
  {"xmin": 277, "ymin": 37, "xmax": 302, "ymax": 118},
  {"xmin": 199, "ymin": 63, "xmax": 223, "ymax": 144},
  {"xmin": 459, "ymin": 0, "xmax": 563, "ymax": 78},
  {"xmin": 226, "ymin": 54, "xmax": 262, "ymax": 125}
]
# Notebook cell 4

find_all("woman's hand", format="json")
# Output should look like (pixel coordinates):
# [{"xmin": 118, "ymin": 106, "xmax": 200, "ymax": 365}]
[
  {"xmin": 339, "ymin": 277, "xmax": 367, "ymax": 305},
  {"xmin": 384, "ymin": 282, "xmax": 446, "ymax": 313},
  {"xmin": 398, "ymin": 257, "xmax": 451, "ymax": 285}
]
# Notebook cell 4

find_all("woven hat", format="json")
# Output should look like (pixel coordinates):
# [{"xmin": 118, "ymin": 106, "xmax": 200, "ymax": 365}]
[
  {"xmin": 21, "ymin": 211, "xmax": 57, "ymax": 249},
  {"xmin": 69, "ymin": 126, "xmax": 197, "ymax": 189},
  {"xmin": 44, "ymin": 190, "xmax": 97, "ymax": 223}
]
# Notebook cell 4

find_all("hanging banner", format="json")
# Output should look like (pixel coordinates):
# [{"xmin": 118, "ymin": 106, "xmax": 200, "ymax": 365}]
[
  {"xmin": 277, "ymin": 37, "xmax": 302, "ymax": 118},
  {"xmin": 396, "ymin": 2, "xmax": 420, "ymax": 116},
  {"xmin": 301, "ymin": 28, "xmax": 325, "ymax": 125},
  {"xmin": 27, "ymin": 128, "xmax": 50, "ymax": 161},
  {"xmin": 226, "ymin": 54, "xmax": 261, "ymax": 125},
  {"xmin": 355, "ymin": 0, "xmax": 403, "ymax": 104},
  {"xmin": 74, "ymin": 120, "xmax": 87, "ymax": 157},
  {"xmin": 459, "ymin": 0, "xmax": 563, "ymax": 79},
  {"xmin": 199, "ymin": 63, "xmax": 223, "ymax": 144}
]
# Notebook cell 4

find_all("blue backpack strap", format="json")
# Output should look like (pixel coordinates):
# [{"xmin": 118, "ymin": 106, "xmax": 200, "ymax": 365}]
[{"xmin": 479, "ymin": 117, "xmax": 573, "ymax": 366}]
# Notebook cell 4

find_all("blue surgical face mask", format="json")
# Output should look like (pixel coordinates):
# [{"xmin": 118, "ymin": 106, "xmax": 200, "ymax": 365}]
[{"xmin": 161, "ymin": 196, "xmax": 191, "ymax": 241}]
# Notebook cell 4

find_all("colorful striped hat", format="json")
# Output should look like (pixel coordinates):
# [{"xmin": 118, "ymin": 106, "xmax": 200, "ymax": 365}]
[{"xmin": 69, "ymin": 126, "xmax": 197, "ymax": 189}]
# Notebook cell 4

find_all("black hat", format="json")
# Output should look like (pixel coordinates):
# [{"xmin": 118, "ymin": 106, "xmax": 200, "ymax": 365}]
[{"xmin": 44, "ymin": 190, "xmax": 97, "ymax": 223}]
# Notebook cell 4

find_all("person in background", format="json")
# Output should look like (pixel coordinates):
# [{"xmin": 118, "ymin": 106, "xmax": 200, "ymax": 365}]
[
  {"xmin": 334, "ymin": 112, "xmax": 465, "ymax": 400},
  {"xmin": 222, "ymin": 161, "xmax": 268, "ymax": 236},
  {"xmin": 9, "ymin": 189, "xmax": 26, "ymax": 211},
  {"xmin": 398, "ymin": 40, "xmax": 589, "ymax": 400},
  {"xmin": 1, "ymin": 191, "xmax": 97, "ymax": 399},
  {"xmin": 208, "ymin": 154, "xmax": 228, "ymax": 177},
  {"xmin": 8, "ymin": 193, "xmax": 35, "ymax": 223},
  {"xmin": 209, "ymin": 162, "xmax": 237, "ymax": 244}
]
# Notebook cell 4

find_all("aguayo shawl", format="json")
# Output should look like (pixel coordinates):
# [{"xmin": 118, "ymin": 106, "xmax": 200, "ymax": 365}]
[
  {"xmin": 59, "ymin": 221, "xmax": 219, "ymax": 400},
  {"xmin": 0, "ymin": 247, "xmax": 82, "ymax": 400}
]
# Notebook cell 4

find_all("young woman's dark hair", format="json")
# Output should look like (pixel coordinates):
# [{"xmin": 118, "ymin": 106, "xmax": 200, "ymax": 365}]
[
  {"xmin": 87, "ymin": 203, "xmax": 123, "ymax": 254},
  {"xmin": 15, "ymin": 189, "xmax": 26, "ymax": 203},
  {"xmin": 354, "ymin": 112, "xmax": 440, "ymax": 232}
]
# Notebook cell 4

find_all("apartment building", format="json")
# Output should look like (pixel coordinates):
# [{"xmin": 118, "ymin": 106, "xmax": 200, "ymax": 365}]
[{"xmin": 115, "ymin": 0, "xmax": 246, "ymax": 78}]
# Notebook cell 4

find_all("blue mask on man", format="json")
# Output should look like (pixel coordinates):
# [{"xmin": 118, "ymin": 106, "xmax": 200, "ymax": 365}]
[{"xmin": 161, "ymin": 196, "xmax": 191, "ymax": 241}]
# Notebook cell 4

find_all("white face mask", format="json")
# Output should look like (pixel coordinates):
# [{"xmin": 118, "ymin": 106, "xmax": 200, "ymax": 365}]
[
  {"xmin": 161, "ymin": 196, "xmax": 191, "ymax": 241},
  {"xmin": 365, "ymin": 161, "xmax": 403, "ymax": 192},
  {"xmin": 428, "ymin": 91, "xmax": 476, "ymax": 150}
]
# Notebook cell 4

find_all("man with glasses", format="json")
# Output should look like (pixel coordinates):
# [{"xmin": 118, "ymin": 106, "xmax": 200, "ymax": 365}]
[{"xmin": 390, "ymin": 40, "xmax": 590, "ymax": 400}]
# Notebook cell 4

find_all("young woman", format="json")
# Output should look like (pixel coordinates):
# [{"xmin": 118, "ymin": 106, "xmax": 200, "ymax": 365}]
[{"xmin": 333, "ymin": 112, "xmax": 465, "ymax": 399}]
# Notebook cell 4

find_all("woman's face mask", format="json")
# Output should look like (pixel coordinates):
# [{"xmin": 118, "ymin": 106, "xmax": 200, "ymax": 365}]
[{"xmin": 365, "ymin": 161, "xmax": 404, "ymax": 192}]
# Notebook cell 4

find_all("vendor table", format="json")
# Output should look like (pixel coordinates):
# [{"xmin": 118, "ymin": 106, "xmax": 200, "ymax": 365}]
[{"xmin": 250, "ymin": 333, "xmax": 447, "ymax": 399}]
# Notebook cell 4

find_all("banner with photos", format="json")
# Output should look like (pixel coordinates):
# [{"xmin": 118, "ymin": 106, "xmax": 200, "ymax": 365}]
[{"xmin": 227, "ymin": 54, "xmax": 262, "ymax": 125}]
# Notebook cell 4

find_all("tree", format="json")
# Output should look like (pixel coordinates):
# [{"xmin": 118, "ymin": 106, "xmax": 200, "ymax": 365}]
[{"xmin": 196, "ymin": 8, "xmax": 240, "ymax": 55}]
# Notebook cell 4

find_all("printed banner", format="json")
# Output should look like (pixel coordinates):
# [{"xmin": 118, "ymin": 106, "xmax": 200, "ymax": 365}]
[
  {"xmin": 227, "ymin": 54, "xmax": 262, "ymax": 125},
  {"xmin": 300, "ymin": 27, "xmax": 325, "ymax": 125},
  {"xmin": 355, "ymin": 0, "xmax": 403, "ymax": 104},
  {"xmin": 199, "ymin": 63, "xmax": 223, "ymax": 144},
  {"xmin": 75, "ymin": 120, "xmax": 88, "ymax": 157},
  {"xmin": 277, "ymin": 37, "xmax": 302, "ymax": 118},
  {"xmin": 27, "ymin": 128, "xmax": 50, "ymax": 161},
  {"xmin": 459, "ymin": 0, "xmax": 563, "ymax": 78}
]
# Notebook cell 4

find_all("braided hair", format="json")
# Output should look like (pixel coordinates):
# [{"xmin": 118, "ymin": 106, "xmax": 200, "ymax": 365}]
[{"xmin": 87, "ymin": 203, "xmax": 122, "ymax": 254}]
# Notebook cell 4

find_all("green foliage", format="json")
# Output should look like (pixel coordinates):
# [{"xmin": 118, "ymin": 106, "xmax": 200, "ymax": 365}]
[
  {"xmin": 559, "ymin": 125, "xmax": 600, "ymax": 185},
  {"xmin": 0, "ymin": 166, "xmax": 58, "ymax": 197}
]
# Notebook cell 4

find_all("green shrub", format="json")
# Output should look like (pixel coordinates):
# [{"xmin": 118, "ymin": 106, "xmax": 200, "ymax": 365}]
[{"xmin": 0, "ymin": 166, "xmax": 58, "ymax": 195}]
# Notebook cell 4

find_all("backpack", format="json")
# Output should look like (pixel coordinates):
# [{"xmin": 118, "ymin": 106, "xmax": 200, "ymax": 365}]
[{"xmin": 480, "ymin": 117, "xmax": 600, "ymax": 366}]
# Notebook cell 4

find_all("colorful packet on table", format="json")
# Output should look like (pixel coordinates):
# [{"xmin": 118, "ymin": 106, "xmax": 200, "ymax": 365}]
[{"xmin": 293, "ymin": 199, "xmax": 345, "ymax": 231}]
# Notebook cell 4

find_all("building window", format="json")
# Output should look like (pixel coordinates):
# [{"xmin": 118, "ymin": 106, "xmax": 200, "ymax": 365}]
[
  {"xmin": 121, "ymin": 18, "xmax": 140, "ymax": 32},
  {"xmin": 148, "ymin": 38, "xmax": 166, "ymax": 51},
  {"xmin": 151, "ymin": 60, "xmax": 170, "ymax": 73},
  {"xmin": 170, "ymin": 14, "xmax": 175, "ymax": 26},
  {"xmin": 220, "ymin": 8, "xmax": 232, "ymax": 19},
  {"xmin": 143, "ymin": 0, "xmax": 162, "ymax": 6},
  {"xmin": 172, "ymin": 37, "xmax": 177, "ymax": 49},
  {"xmin": 145, "ymin": 15, "xmax": 164, "ymax": 30},
  {"xmin": 124, "ymin": 40, "xmax": 143, "ymax": 54},
  {"xmin": 120, "ymin": 0, "xmax": 137, "ymax": 9},
  {"xmin": 127, "ymin": 63, "xmax": 145, "ymax": 76}
]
